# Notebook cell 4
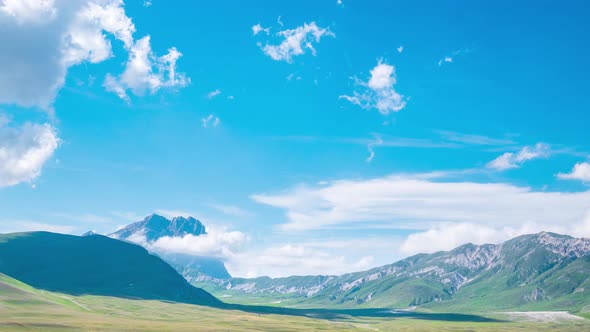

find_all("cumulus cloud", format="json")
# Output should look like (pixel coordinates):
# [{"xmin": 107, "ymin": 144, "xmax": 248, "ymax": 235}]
[
  {"xmin": 0, "ymin": 0, "xmax": 188, "ymax": 109},
  {"xmin": 0, "ymin": 0, "xmax": 57, "ymax": 24},
  {"xmin": 258, "ymin": 22, "xmax": 334, "ymax": 63},
  {"xmin": 487, "ymin": 143, "xmax": 551, "ymax": 170},
  {"xmin": 340, "ymin": 60, "xmax": 406, "ymax": 114},
  {"xmin": 557, "ymin": 162, "xmax": 590, "ymax": 182},
  {"xmin": 201, "ymin": 114, "xmax": 220, "ymax": 128},
  {"xmin": 104, "ymin": 36, "xmax": 189, "ymax": 101},
  {"xmin": 251, "ymin": 173, "xmax": 590, "ymax": 234},
  {"xmin": 0, "ymin": 119, "xmax": 59, "ymax": 187},
  {"xmin": 124, "ymin": 225, "xmax": 248, "ymax": 259},
  {"xmin": 152, "ymin": 226, "xmax": 247, "ymax": 259},
  {"xmin": 397, "ymin": 46, "xmax": 403, "ymax": 53}
]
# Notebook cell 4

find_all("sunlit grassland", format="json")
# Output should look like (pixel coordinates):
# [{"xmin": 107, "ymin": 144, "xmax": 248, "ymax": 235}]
[{"xmin": 1, "ymin": 274, "xmax": 589, "ymax": 331}]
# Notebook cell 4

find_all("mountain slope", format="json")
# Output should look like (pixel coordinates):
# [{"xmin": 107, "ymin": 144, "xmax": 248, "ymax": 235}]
[
  {"xmin": 0, "ymin": 232, "xmax": 219, "ymax": 306},
  {"xmin": 108, "ymin": 214, "xmax": 231, "ymax": 280},
  {"xmin": 198, "ymin": 232, "xmax": 590, "ymax": 311}
]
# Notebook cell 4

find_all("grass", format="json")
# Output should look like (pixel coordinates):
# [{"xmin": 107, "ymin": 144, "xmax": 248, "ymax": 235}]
[{"xmin": 1, "ymin": 274, "xmax": 589, "ymax": 331}]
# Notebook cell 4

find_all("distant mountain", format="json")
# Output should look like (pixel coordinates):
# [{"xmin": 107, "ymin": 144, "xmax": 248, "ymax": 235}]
[
  {"xmin": 109, "ymin": 214, "xmax": 231, "ymax": 280},
  {"xmin": 110, "ymin": 214, "xmax": 206, "ymax": 241},
  {"xmin": 197, "ymin": 232, "xmax": 590, "ymax": 311},
  {"xmin": 0, "ymin": 232, "xmax": 219, "ymax": 306}
]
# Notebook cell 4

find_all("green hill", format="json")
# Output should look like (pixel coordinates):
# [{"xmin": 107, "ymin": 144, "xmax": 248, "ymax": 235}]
[
  {"xmin": 0, "ymin": 232, "xmax": 219, "ymax": 306},
  {"xmin": 198, "ymin": 232, "xmax": 590, "ymax": 313}
]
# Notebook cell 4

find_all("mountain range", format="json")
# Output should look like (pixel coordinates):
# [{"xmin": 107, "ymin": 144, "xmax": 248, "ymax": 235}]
[
  {"xmin": 107, "ymin": 214, "xmax": 231, "ymax": 280},
  {"xmin": 196, "ymin": 232, "xmax": 590, "ymax": 312}
]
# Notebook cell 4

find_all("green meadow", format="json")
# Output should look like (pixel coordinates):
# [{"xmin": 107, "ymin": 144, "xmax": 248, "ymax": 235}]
[{"xmin": 2, "ymin": 274, "xmax": 588, "ymax": 332}]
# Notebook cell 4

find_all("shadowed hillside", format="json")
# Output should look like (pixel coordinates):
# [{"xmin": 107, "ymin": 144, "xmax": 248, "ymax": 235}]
[{"xmin": 0, "ymin": 232, "xmax": 220, "ymax": 306}]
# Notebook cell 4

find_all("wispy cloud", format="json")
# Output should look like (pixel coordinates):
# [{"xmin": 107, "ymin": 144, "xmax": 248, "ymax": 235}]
[
  {"xmin": 487, "ymin": 143, "xmax": 550, "ymax": 171},
  {"xmin": 49, "ymin": 213, "xmax": 114, "ymax": 224},
  {"xmin": 207, "ymin": 202, "xmax": 251, "ymax": 217},
  {"xmin": 0, "ymin": 220, "xmax": 75, "ymax": 234},
  {"xmin": 257, "ymin": 22, "xmax": 334, "ymax": 63},
  {"xmin": 437, "ymin": 48, "xmax": 472, "ymax": 67},
  {"xmin": 365, "ymin": 136, "xmax": 383, "ymax": 163},
  {"xmin": 201, "ymin": 114, "xmax": 220, "ymax": 128},
  {"xmin": 251, "ymin": 172, "xmax": 590, "ymax": 236},
  {"xmin": 435, "ymin": 130, "xmax": 516, "ymax": 146},
  {"xmin": 207, "ymin": 89, "xmax": 221, "ymax": 99},
  {"xmin": 340, "ymin": 60, "xmax": 406, "ymax": 114},
  {"xmin": 251, "ymin": 23, "xmax": 270, "ymax": 36}
]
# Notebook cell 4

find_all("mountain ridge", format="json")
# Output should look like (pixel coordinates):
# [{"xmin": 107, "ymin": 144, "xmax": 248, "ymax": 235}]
[{"xmin": 196, "ymin": 232, "xmax": 590, "ymax": 311}]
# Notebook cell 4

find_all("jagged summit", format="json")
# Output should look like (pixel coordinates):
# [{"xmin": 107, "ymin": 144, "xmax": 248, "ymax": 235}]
[{"xmin": 110, "ymin": 214, "xmax": 206, "ymax": 241}]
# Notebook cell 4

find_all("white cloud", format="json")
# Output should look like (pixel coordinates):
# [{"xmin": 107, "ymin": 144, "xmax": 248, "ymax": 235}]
[
  {"xmin": 143, "ymin": 0, "xmax": 152, "ymax": 7},
  {"xmin": 0, "ymin": 0, "xmax": 187, "ymax": 110},
  {"xmin": 402, "ymin": 219, "xmax": 590, "ymax": 255},
  {"xmin": 365, "ymin": 135, "xmax": 383, "ymax": 163},
  {"xmin": 153, "ymin": 228, "xmax": 247, "ymax": 258},
  {"xmin": 228, "ymin": 244, "xmax": 374, "ymax": 278},
  {"xmin": 104, "ymin": 36, "xmax": 189, "ymax": 101},
  {"xmin": 397, "ymin": 46, "xmax": 403, "ymax": 53},
  {"xmin": 437, "ymin": 48, "xmax": 472, "ymax": 67},
  {"xmin": 0, "ymin": 0, "xmax": 57, "ymax": 24},
  {"xmin": 436, "ymin": 130, "xmax": 515, "ymax": 146},
  {"xmin": 0, "ymin": 119, "xmax": 59, "ymax": 187},
  {"xmin": 557, "ymin": 162, "xmax": 590, "ymax": 182},
  {"xmin": 207, "ymin": 89, "xmax": 221, "ymax": 99},
  {"xmin": 340, "ymin": 60, "xmax": 406, "ymax": 114},
  {"xmin": 259, "ymin": 22, "xmax": 334, "ymax": 63},
  {"xmin": 487, "ymin": 143, "xmax": 550, "ymax": 171},
  {"xmin": 201, "ymin": 114, "xmax": 220, "ymax": 128},
  {"xmin": 251, "ymin": 23, "xmax": 269, "ymax": 36},
  {"xmin": 125, "ymin": 225, "xmax": 248, "ymax": 259},
  {"xmin": 251, "ymin": 173, "xmax": 590, "ymax": 234},
  {"xmin": 438, "ymin": 56, "xmax": 453, "ymax": 66}
]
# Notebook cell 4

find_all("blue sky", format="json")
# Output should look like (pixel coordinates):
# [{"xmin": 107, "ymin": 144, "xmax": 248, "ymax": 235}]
[{"xmin": 1, "ymin": 0, "xmax": 590, "ymax": 277}]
